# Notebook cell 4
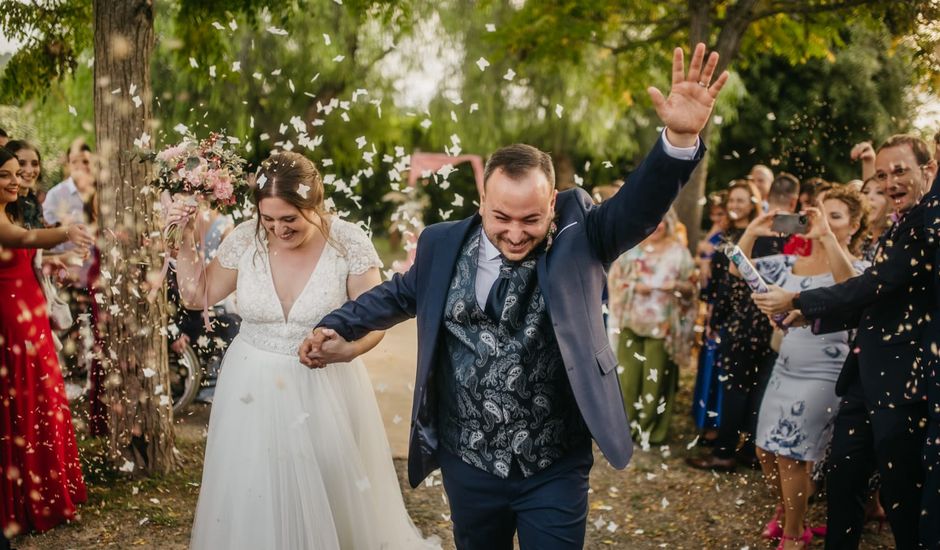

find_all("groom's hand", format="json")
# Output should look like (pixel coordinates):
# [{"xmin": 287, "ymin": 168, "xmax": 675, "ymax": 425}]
[
  {"xmin": 299, "ymin": 327, "xmax": 356, "ymax": 369},
  {"xmin": 647, "ymin": 43, "xmax": 730, "ymax": 148}
]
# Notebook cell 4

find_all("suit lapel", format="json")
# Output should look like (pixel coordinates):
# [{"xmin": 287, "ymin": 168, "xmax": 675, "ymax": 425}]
[{"xmin": 421, "ymin": 215, "xmax": 481, "ymax": 350}]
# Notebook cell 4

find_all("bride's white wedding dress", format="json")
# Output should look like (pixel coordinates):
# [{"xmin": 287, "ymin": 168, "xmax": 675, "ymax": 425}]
[{"xmin": 189, "ymin": 219, "xmax": 439, "ymax": 550}]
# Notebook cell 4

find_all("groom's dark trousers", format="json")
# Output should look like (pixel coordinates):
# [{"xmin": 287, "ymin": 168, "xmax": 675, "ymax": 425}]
[
  {"xmin": 317, "ymin": 136, "xmax": 703, "ymax": 549},
  {"xmin": 439, "ymin": 444, "xmax": 593, "ymax": 549}
]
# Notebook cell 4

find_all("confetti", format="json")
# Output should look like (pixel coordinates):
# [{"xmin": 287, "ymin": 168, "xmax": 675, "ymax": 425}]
[
  {"xmin": 298, "ymin": 184, "xmax": 311, "ymax": 198},
  {"xmin": 475, "ymin": 57, "xmax": 490, "ymax": 71},
  {"xmin": 503, "ymin": 69, "xmax": 516, "ymax": 81}
]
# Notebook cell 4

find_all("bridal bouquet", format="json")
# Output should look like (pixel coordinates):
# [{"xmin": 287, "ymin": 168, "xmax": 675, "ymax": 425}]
[
  {"xmin": 146, "ymin": 133, "xmax": 249, "ymax": 311},
  {"xmin": 150, "ymin": 132, "xmax": 249, "ymax": 248}
]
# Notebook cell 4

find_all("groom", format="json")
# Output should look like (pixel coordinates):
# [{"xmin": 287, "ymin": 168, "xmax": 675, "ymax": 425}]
[{"xmin": 300, "ymin": 43, "xmax": 728, "ymax": 549}]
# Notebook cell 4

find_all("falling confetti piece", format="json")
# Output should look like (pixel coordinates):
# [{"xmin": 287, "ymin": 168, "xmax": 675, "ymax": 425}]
[
  {"xmin": 298, "ymin": 184, "xmax": 311, "ymax": 198},
  {"xmin": 476, "ymin": 57, "xmax": 490, "ymax": 71},
  {"xmin": 485, "ymin": 23, "xmax": 496, "ymax": 32},
  {"xmin": 68, "ymin": 105, "xmax": 77, "ymax": 116},
  {"xmin": 503, "ymin": 69, "xmax": 516, "ymax": 81},
  {"xmin": 267, "ymin": 26, "xmax": 288, "ymax": 36},
  {"xmin": 555, "ymin": 104, "xmax": 564, "ymax": 118}
]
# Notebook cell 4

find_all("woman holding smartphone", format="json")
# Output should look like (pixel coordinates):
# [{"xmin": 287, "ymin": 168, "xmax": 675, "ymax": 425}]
[{"xmin": 733, "ymin": 185, "xmax": 869, "ymax": 549}]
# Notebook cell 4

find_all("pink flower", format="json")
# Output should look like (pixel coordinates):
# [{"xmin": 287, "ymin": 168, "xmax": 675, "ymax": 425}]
[
  {"xmin": 212, "ymin": 174, "xmax": 234, "ymax": 201},
  {"xmin": 156, "ymin": 144, "xmax": 188, "ymax": 162}
]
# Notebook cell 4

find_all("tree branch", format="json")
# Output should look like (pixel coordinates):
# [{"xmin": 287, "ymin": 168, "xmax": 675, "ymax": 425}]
[{"xmin": 750, "ymin": 0, "xmax": 883, "ymax": 21}]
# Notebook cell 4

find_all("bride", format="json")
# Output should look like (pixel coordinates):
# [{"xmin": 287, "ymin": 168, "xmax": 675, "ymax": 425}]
[{"xmin": 171, "ymin": 152, "xmax": 439, "ymax": 549}]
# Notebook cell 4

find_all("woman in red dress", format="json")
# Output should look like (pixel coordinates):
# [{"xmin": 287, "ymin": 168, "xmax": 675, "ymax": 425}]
[{"xmin": 0, "ymin": 147, "xmax": 95, "ymax": 536}]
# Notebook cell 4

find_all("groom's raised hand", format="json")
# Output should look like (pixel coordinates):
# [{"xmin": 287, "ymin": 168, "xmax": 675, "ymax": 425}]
[{"xmin": 647, "ymin": 43, "xmax": 730, "ymax": 148}]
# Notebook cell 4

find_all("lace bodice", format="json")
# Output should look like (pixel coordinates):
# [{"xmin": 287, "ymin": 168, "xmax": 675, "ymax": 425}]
[{"xmin": 216, "ymin": 218, "xmax": 382, "ymax": 355}]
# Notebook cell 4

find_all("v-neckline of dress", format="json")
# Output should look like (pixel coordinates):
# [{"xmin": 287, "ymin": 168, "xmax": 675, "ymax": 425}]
[{"xmin": 262, "ymin": 230, "xmax": 332, "ymax": 324}]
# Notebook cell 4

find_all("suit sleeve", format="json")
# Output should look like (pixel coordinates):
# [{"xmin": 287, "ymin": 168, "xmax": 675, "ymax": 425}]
[
  {"xmin": 800, "ymin": 218, "xmax": 926, "ymax": 332},
  {"xmin": 316, "ymin": 234, "xmax": 424, "ymax": 342},
  {"xmin": 584, "ymin": 137, "xmax": 703, "ymax": 264}
]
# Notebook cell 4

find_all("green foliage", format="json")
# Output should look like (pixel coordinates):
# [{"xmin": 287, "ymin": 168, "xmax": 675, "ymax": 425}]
[
  {"xmin": 0, "ymin": 0, "xmax": 93, "ymax": 102},
  {"xmin": 710, "ymin": 23, "xmax": 916, "ymax": 187}
]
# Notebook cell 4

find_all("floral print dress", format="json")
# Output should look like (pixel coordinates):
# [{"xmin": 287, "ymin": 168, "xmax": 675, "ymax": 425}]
[{"xmin": 753, "ymin": 254, "xmax": 869, "ymax": 461}]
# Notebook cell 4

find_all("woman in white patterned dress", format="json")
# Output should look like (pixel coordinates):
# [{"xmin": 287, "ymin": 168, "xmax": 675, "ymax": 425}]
[{"xmin": 170, "ymin": 152, "xmax": 439, "ymax": 549}]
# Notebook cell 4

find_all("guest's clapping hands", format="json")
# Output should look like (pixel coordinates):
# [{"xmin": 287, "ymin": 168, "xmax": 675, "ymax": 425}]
[
  {"xmin": 299, "ymin": 327, "xmax": 357, "ymax": 369},
  {"xmin": 648, "ymin": 43, "xmax": 730, "ymax": 147},
  {"xmin": 752, "ymin": 285, "xmax": 798, "ymax": 316}
]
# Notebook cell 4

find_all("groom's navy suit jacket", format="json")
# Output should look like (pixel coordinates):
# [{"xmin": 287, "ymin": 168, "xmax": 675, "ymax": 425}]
[{"xmin": 319, "ymin": 138, "xmax": 703, "ymax": 487}]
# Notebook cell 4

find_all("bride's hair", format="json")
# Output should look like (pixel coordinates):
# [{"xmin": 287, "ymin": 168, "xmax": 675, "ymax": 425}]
[{"xmin": 252, "ymin": 151, "xmax": 335, "ymax": 250}]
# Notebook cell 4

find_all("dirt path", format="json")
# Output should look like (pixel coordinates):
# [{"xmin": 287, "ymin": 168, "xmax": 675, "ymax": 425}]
[{"xmin": 13, "ymin": 324, "xmax": 895, "ymax": 549}]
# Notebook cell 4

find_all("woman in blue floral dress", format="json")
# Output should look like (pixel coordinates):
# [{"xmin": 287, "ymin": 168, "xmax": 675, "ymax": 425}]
[{"xmin": 734, "ymin": 185, "xmax": 869, "ymax": 549}]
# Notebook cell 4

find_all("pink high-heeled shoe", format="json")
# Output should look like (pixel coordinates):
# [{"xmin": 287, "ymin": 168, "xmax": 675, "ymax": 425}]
[
  {"xmin": 776, "ymin": 526, "xmax": 813, "ymax": 549},
  {"xmin": 762, "ymin": 505, "xmax": 784, "ymax": 540}
]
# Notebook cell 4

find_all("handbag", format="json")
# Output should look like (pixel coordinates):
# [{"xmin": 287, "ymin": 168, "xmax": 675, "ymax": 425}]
[{"xmin": 32, "ymin": 251, "xmax": 74, "ymax": 331}]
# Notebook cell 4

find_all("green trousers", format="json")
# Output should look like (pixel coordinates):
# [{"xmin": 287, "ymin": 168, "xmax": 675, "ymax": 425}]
[{"xmin": 616, "ymin": 328, "xmax": 679, "ymax": 445}]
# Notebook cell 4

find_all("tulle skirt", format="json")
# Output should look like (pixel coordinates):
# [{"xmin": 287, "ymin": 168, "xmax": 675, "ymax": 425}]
[{"xmin": 189, "ymin": 337, "xmax": 439, "ymax": 550}]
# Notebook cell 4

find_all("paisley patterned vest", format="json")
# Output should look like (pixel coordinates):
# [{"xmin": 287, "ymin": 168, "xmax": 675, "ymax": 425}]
[{"xmin": 438, "ymin": 230, "xmax": 588, "ymax": 479}]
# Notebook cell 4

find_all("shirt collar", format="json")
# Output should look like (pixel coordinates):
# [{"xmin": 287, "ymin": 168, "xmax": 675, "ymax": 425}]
[
  {"xmin": 480, "ymin": 229, "xmax": 502, "ymax": 261},
  {"xmin": 63, "ymin": 177, "xmax": 78, "ymax": 195}
]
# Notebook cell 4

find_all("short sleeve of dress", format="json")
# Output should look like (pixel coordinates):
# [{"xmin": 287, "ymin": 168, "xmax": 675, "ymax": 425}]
[
  {"xmin": 333, "ymin": 219, "xmax": 383, "ymax": 275},
  {"xmin": 753, "ymin": 254, "xmax": 792, "ymax": 286},
  {"xmin": 215, "ymin": 220, "xmax": 257, "ymax": 270}
]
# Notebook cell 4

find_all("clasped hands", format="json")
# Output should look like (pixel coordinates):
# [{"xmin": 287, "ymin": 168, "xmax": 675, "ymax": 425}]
[{"xmin": 298, "ymin": 327, "xmax": 357, "ymax": 369}]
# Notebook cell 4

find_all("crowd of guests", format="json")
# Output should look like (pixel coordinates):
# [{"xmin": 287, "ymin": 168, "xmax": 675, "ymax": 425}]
[
  {"xmin": 2, "ymin": 120, "xmax": 940, "ymax": 549},
  {"xmin": 0, "ymin": 129, "xmax": 238, "ymax": 547},
  {"xmin": 607, "ymin": 132, "xmax": 940, "ymax": 549}
]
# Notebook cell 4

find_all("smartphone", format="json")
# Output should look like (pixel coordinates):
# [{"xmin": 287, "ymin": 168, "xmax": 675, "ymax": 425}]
[{"xmin": 771, "ymin": 213, "xmax": 809, "ymax": 235}]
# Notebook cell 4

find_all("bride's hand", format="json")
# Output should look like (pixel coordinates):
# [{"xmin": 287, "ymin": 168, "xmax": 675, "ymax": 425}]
[
  {"xmin": 165, "ymin": 195, "xmax": 198, "ymax": 231},
  {"xmin": 299, "ymin": 328, "xmax": 357, "ymax": 369}
]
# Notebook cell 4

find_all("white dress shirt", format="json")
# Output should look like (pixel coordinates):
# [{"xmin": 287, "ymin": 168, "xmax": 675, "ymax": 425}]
[
  {"xmin": 43, "ymin": 177, "xmax": 87, "ymax": 254},
  {"xmin": 43, "ymin": 177, "xmax": 85, "ymax": 226},
  {"xmin": 474, "ymin": 131, "xmax": 698, "ymax": 307}
]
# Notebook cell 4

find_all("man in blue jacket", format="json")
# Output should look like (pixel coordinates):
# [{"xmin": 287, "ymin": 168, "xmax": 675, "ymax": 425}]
[{"xmin": 299, "ymin": 43, "xmax": 729, "ymax": 549}]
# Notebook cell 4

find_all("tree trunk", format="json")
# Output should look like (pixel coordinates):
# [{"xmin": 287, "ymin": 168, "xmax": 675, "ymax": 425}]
[
  {"xmin": 94, "ymin": 0, "xmax": 175, "ymax": 474},
  {"xmin": 675, "ymin": 0, "xmax": 715, "ymax": 249},
  {"xmin": 675, "ymin": 0, "xmax": 754, "ymax": 249}
]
